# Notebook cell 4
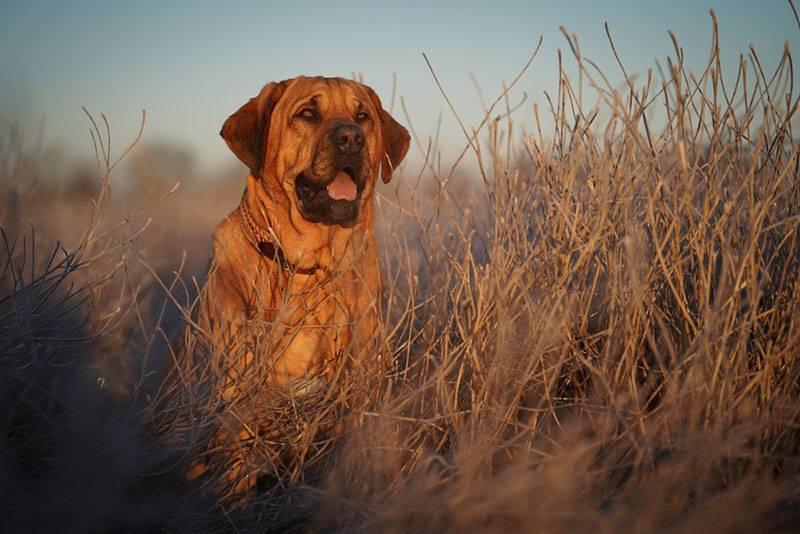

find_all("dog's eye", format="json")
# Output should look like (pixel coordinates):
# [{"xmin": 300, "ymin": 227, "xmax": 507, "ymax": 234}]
[
  {"xmin": 298, "ymin": 108, "xmax": 317, "ymax": 120},
  {"xmin": 355, "ymin": 111, "xmax": 370, "ymax": 122}
]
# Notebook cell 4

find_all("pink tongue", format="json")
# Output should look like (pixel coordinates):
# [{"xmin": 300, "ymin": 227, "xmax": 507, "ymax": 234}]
[{"xmin": 326, "ymin": 172, "xmax": 357, "ymax": 201}]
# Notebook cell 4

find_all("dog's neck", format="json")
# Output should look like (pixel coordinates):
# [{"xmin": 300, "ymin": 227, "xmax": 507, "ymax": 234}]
[
  {"xmin": 238, "ymin": 195, "xmax": 319, "ymax": 275},
  {"xmin": 241, "ymin": 174, "xmax": 373, "ymax": 273}
]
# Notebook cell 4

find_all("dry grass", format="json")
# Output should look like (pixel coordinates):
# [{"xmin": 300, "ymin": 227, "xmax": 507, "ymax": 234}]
[{"xmin": 2, "ymin": 11, "xmax": 800, "ymax": 532}]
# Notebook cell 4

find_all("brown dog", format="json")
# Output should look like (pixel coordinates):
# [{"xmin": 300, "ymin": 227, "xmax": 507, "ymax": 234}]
[
  {"xmin": 205, "ymin": 75, "xmax": 409, "ymax": 386},
  {"xmin": 183, "ymin": 76, "xmax": 409, "ymax": 496}
]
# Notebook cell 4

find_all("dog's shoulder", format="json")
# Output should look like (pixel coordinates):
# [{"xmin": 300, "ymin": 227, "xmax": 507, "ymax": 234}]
[
  {"xmin": 210, "ymin": 210, "xmax": 242, "ymax": 260},
  {"xmin": 204, "ymin": 209, "xmax": 257, "ymax": 311},
  {"xmin": 208, "ymin": 208, "xmax": 264, "ymax": 284}
]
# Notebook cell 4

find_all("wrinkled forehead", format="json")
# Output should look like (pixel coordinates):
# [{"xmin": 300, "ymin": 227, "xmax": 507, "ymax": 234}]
[{"xmin": 279, "ymin": 77, "xmax": 371, "ymax": 114}]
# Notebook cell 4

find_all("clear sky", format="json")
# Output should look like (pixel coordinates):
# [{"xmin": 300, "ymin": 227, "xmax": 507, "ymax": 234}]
[{"xmin": 1, "ymin": 1, "xmax": 797, "ymax": 172}]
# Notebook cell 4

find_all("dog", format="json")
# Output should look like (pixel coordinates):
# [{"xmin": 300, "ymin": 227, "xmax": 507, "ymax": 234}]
[
  {"xmin": 206, "ymin": 75, "xmax": 409, "ymax": 387},
  {"xmin": 179, "ymin": 76, "xmax": 409, "ymax": 498}
]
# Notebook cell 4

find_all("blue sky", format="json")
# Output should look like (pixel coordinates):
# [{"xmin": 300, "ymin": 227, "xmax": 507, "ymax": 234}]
[{"xmin": 1, "ymin": 1, "xmax": 797, "ymax": 171}]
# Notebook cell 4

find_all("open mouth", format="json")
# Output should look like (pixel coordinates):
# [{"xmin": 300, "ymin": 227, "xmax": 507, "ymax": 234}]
[
  {"xmin": 295, "ymin": 166, "xmax": 362, "ymax": 224},
  {"xmin": 296, "ymin": 167, "xmax": 359, "ymax": 203}
]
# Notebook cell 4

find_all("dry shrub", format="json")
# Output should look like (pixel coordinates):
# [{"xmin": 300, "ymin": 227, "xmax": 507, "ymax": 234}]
[{"xmin": 2, "ymin": 11, "xmax": 799, "ymax": 533}]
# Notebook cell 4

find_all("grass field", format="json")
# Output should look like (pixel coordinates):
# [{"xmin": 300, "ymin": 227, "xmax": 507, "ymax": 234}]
[{"xmin": 2, "ymin": 14, "xmax": 799, "ymax": 532}]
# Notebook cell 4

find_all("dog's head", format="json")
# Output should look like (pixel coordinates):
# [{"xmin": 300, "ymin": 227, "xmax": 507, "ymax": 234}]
[{"xmin": 220, "ymin": 76, "xmax": 410, "ymax": 226}]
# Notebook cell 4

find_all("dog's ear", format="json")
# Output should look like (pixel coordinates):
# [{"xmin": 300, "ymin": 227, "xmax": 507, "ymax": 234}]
[
  {"xmin": 220, "ymin": 81, "xmax": 288, "ymax": 176},
  {"xmin": 363, "ymin": 85, "xmax": 411, "ymax": 183}
]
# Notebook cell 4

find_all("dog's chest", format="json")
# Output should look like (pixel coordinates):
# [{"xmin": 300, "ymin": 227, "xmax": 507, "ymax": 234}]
[{"xmin": 265, "ymin": 276, "xmax": 356, "ymax": 382}]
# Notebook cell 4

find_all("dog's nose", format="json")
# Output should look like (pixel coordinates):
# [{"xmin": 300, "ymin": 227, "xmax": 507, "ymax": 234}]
[{"xmin": 330, "ymin": 124, "xmax": 365, "ymax": 155}]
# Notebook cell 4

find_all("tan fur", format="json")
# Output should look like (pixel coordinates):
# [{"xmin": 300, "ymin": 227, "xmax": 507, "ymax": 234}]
[
  {"xmin": 202, "ymin": 176, "xmax": 381, "ymax": 387},
  {"xmin": 181, "ymin": 77, "xmax": 409, "ymax": 498},
  {"xmin": 202, "ymin": 76, "xmax": 409, "ymax": 384}
]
